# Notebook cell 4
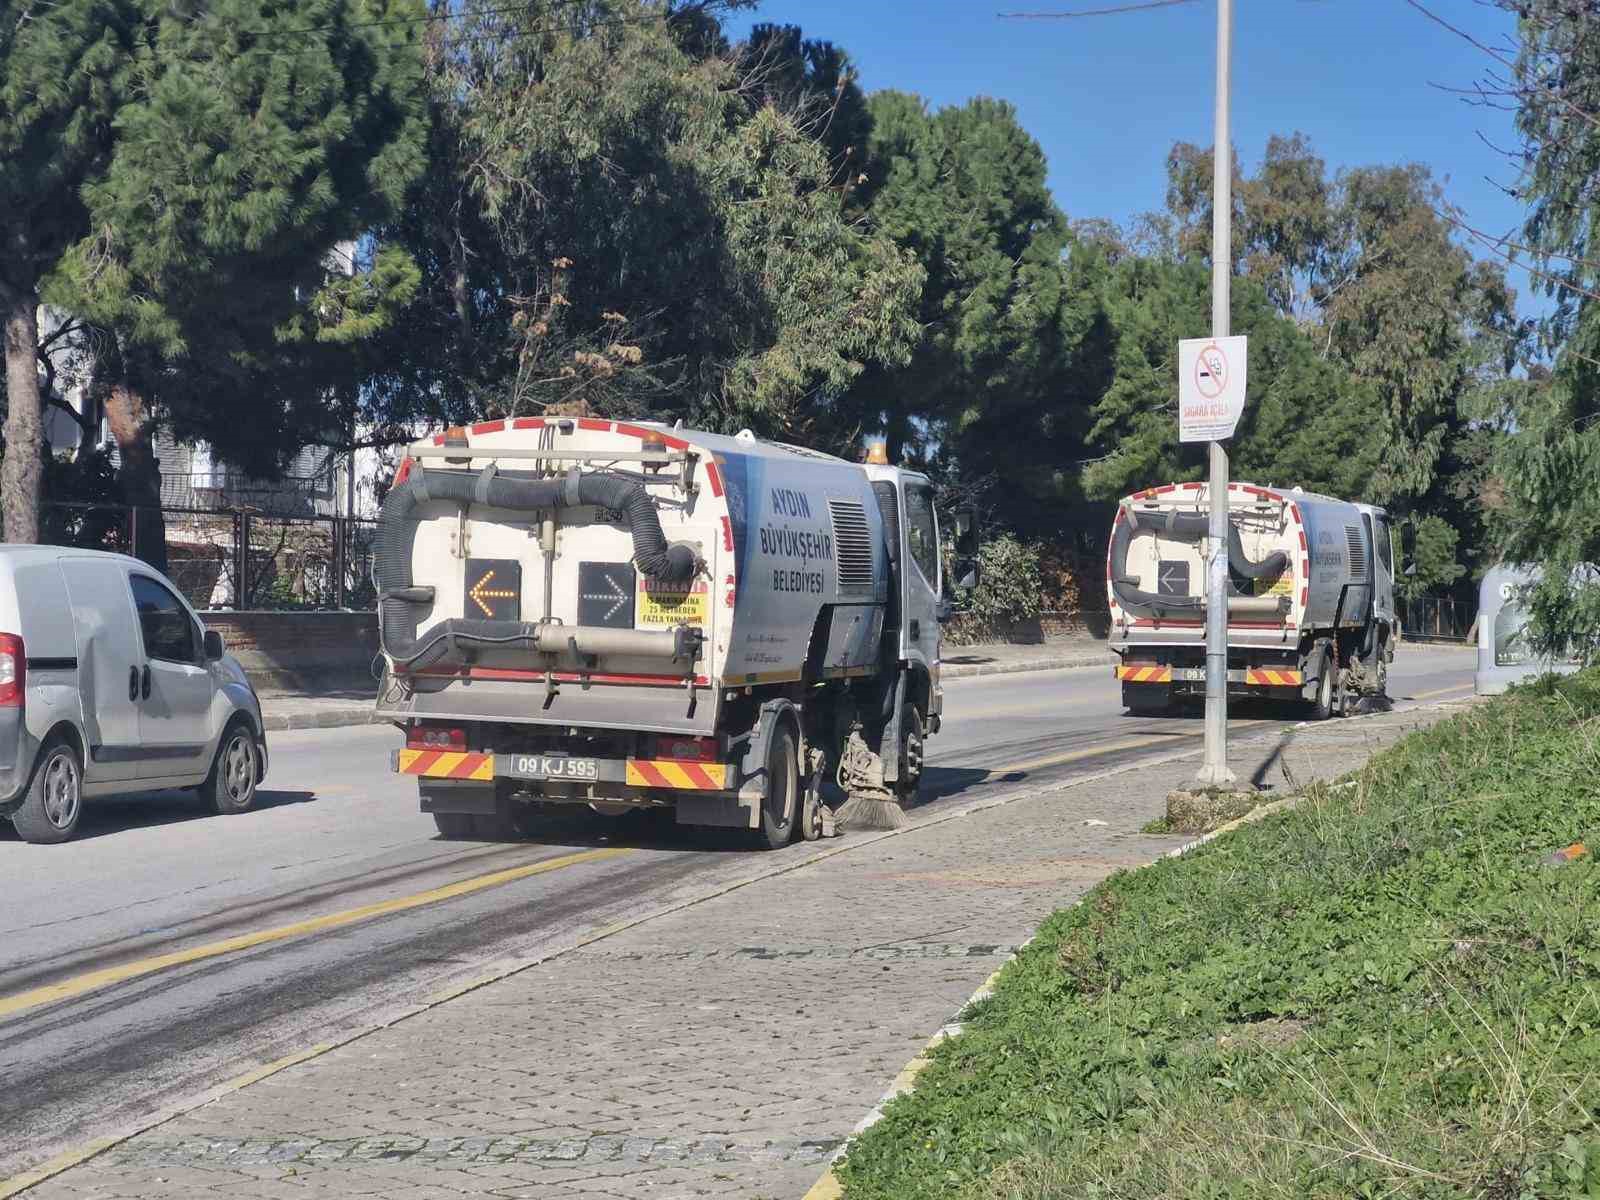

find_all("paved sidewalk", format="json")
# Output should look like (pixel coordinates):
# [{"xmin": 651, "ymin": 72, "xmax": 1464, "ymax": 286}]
[{"xmin": 23, "ymin": 698, "xmax": 1476, "ymax": 1200}]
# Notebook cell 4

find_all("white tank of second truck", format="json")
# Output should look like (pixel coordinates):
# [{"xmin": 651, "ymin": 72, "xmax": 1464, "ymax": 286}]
[{"xmin": 1110, "ymin": 481, "xmax": 1377, "ymax": 635}]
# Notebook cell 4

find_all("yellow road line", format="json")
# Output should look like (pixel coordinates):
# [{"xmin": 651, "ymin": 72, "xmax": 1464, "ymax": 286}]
[
  {"xmin": 0, "ymin": 847, "xmax": 627, "ymax": 1022},
  {"xmin": 0, "ymin": 1138, "xmax": 124, "ymax": 1200},
  {"xmin": 989, "ymin": 720, "xmax": 1275, "ymax": 777}
]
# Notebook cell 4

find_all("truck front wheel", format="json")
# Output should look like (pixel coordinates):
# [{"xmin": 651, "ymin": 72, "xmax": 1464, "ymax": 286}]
[
  {"xmin": 754, "ymin": 723, "xmax": 799, "ymax": 850},
  {"xmin": 896, "ymin": 703, "xmax": 925, "ymax": 802}
]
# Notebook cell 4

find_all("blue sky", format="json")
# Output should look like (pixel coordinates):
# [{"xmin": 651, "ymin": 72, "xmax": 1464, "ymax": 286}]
[{"xmin": 727, "ymin": 0, "xmax": 1539, "ymax": 309}]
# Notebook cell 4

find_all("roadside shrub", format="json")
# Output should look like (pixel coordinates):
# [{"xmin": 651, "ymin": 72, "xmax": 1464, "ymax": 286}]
[{"xmin": 968, "ymin": 534, "xmax": 1044, "ymax": 630}]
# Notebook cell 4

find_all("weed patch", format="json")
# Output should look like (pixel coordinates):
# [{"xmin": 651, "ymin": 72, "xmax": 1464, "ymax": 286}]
[{"xmin": 834, "ymin": 671, "xmax": 1600, "ymax": 1199}]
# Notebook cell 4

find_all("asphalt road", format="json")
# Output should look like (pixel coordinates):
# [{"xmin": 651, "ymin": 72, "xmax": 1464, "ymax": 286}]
[{"xmin": 0, "ymin": 647, "xmax": 1475, "ymax": 1180}]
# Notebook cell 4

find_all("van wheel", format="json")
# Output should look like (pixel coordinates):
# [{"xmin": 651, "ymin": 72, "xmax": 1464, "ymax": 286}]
[
  {"xmin": 206, "ymin": 721, "xmax": 260, "ymax": 815},
  {"xmin": 13, "ymin": 738, "xmax": 84, "ymax": 844},
  {"xmin": 754, "ymin": 722, "xmax": 799, "ymax": 850}
]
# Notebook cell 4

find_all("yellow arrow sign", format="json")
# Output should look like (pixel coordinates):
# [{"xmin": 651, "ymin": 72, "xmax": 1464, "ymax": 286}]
[{"xmin": 469, "ymin": 569, "xmax": 518, "ymax": 617}]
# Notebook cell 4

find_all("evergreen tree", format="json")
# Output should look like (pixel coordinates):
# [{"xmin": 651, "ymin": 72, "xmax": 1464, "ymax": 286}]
[
  {"xmin": 46, "ymin": 0, "xmax": 429, "ymax": 567},
  {"xmin": 0, "ymin": 0, "xmax": 142, "ymax": 543},
  {"xmin": 365, "ymin": 0, "xmax": 921, "ymax": 446}
]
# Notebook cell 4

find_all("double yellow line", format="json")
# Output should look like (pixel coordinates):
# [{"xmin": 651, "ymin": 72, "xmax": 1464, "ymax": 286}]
[{"xmin": 0, "ymin": 847, "xmax": 626, "ymax": 1022}]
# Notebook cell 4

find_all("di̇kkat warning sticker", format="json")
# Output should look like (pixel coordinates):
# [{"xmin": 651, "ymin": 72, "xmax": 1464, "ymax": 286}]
[{"xmin": 638, "ymin": 578, "xmax": 709, "ymax": 628}]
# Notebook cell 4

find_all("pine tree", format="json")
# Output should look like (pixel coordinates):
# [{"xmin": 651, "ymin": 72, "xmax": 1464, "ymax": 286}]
[
  {"xmin": 0, "ymin": 0, "xmax": 143, "ymax": 543},
  {"xmin": 45, "ymin": 0, "xmax": 428, "ymax": 567}
]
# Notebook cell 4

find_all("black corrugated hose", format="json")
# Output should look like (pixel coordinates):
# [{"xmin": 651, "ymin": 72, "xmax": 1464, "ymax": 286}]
[
  {"xmin": 1108, "ymin": 507, "xmax": 1289, "ymax": 619},
  {"xmin": 376, "ymin": 466, "xmax": 698, "ymax": 671}
]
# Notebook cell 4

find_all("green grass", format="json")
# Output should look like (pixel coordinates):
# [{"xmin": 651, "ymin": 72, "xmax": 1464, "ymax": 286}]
[{"xmin": 836, "ymin": 671, "xmax": 1600, "ymax": 1200}]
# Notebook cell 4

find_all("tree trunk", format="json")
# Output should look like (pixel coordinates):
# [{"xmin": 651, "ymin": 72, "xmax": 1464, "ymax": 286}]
[
  {"xmin": 2, "ymin": 284, "xmax": 44, "ymax": 544},
  {"xmin": 104, "ymin": 382, "xmax": 168, "ymax": 572}
]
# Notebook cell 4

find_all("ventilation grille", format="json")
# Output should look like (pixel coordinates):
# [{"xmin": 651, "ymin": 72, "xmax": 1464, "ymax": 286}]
[
  {"xmin": 1346, "ymin": 526, "xmax": 1367, "ymax": 579},
  {"xmin": 829, "ymin": 500, "xmax": 875, "ymax": 595}
]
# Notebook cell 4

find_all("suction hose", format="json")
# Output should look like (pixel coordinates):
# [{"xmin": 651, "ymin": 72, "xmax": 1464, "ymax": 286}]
[
  {"xmin": 376, "ymin": 465, "xmax": 700, "ymax": 673},
  {"xmin": 1109, "ymin": 506, "xmax": 1290, "ymax": 620}
]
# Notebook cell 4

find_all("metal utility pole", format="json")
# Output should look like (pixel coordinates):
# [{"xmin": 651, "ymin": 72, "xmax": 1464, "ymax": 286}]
[{"xmin": 1197, "ymin": 0, "xmax": 1235, "ymax": 787}]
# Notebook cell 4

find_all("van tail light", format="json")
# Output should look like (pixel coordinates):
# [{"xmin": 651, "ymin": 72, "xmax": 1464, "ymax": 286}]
[
  {"xmin": 407, "ymin": 723, "xmax": 466, "ymax": 750},
  {"xmin": 0, "ymin": 633, "xmax": 24, "ymax": 707},
  {"xmin": 655, "ymin": 735, "xmax": 719, "ymax": 762}
]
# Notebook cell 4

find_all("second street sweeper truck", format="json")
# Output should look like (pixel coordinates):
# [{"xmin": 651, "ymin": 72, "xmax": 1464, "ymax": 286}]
[
  {"xmin": 1106, "ymin": 480, "xmax": 1399, "ymax": 717},
  {"xmin": 371, "ymin": 418, "xmax": 975, "ymax": 847}
]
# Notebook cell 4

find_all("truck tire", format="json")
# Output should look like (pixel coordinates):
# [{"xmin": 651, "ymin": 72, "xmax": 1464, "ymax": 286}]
[
  {"xmin": 204, "ymin": 719, "xmax": 260, "ymax": 816},
  {"xmin": 1308, "ymin": 649, "xmax": 1335, "ymax": 721},
  {"xmin": 12, "ymin": 737, "xmax": 84, "ymax": 845},
  {"xmin": 754, "ymin": 722, "xmax": 799, "ymax": 850},
  {"xmin": 895, "ymin": 703, "xmax": 925, "ymax": 802}
]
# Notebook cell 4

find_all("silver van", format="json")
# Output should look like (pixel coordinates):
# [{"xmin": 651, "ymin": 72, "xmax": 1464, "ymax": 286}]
[{"xmin": 0, "ymin": 547, "xmax": 268, "ymax": 844}]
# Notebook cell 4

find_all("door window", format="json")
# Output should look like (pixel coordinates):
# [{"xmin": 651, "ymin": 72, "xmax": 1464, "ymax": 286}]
[
  {"xmin": 131, "ymin": 575, "xmax": 199, "ymax": 664},
  {"xmin": 1375, "ymin": 517, "xmax": 1393, "ymax": 573},
  {"xmin": 904, "ymin": 483, "xmax": 940, "ymax": 590}
]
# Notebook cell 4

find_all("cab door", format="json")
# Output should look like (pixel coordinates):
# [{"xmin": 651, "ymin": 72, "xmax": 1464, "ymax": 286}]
[
  {"xmin": 1365, "ymin": 510, "xmax": 1397, "ymax": 629},
  {"xmin": 900, "ymin": 476, "xmax": 942, "ymax": 685},
  {"xmin": 128, "ymin": 573, "xmax": 217, "ymax": 782}
]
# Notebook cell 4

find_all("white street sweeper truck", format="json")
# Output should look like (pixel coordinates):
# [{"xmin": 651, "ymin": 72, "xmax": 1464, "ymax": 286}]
[
  {"xmin": 372, "ymin": 418, "xmax": 975, "ymax": 847},
  {"xmin": 1106, "ymin": 481, "xmax": 1398, "ymax": 717}
]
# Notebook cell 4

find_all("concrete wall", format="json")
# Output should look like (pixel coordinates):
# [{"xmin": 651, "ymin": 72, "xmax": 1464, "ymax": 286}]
[{"xmin": 201, "ymin": 610, "xmax": 378, "ymax": 696}]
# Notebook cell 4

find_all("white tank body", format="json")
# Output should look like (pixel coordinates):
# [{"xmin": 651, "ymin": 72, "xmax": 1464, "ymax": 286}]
[
  {"xmin": 1107, "ymin": 481, "xmax": 1380, "ymax": 644},
  {"xmin": 381, "ymin": 418, "xmax": 893, "ymax": 711}
]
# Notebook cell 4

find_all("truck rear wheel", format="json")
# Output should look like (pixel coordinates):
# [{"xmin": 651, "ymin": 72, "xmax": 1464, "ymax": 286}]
[{"xmin": 754, "ymin": 723, "xmax": 799, "ymax": 850}]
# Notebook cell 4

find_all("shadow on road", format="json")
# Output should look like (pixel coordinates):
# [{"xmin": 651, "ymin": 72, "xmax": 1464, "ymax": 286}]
[{"xmin": 53, "ymin": 788, "xmax": 321, "ymax": 843}]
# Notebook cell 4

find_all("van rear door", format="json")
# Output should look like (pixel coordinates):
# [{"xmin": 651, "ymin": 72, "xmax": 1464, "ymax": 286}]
[{"xmin": 59, "ymin": 558, "xmax": 145, "ymax": 782}]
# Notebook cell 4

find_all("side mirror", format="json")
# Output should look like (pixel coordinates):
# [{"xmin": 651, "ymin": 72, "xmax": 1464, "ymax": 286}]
[
  {"xmin": 952, "ymin": 507, "xmax": 979, "ymax": 558},
  {"xmin": 1400, "ymin": 521, "xmax": 1417, "ymax": 560},
  {"xmin": 203, "ymin": 629, "xmax": 225, "ymax": 661}
]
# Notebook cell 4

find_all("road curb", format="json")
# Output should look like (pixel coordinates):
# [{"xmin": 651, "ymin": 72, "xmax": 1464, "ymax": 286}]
[
  {"xmin": 259, "ymin": 707, "xmax": 375, "ymax": 732},
  {"xmin": 940, "ymin": 652, "xmax": 1114, "ymax": 679}
]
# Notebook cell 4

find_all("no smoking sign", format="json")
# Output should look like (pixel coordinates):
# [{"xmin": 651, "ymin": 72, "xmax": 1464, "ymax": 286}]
[{"xmin": 1178, "ymin": 335, "xmax": 1248, "ymax": 443}]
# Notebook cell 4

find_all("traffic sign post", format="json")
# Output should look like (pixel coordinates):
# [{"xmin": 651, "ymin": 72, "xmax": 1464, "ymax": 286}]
[
  {"xmin": 1179, "ymin": 335, "xmax": 1247, "ymax": 443},
  {"xmin": 1195, "ymin": 0, "xmax": 1237, "ymax": 789}
]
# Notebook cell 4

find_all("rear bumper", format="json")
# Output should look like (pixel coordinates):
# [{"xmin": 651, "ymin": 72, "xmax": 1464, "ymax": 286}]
[
  {"xmin": 1116, "ymin": 664, "xmax": 1303, "ymax": 687},
  {"xmin": 391, "ymin": 749, "xmax": 731, "ymax": 791}
]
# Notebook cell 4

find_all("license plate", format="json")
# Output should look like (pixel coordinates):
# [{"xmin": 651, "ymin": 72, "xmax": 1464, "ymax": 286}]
[{"xmin": 503, "ymin": 754, "xmax": 600, "ymax": 781}]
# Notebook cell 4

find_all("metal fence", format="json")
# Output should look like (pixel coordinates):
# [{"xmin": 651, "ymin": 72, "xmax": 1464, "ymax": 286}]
[
  {"xmin": 1399, "ymin": 594, "xmax": 1476, "ymax": 643},
  {"xmin": 41, "ymin": 501, "xmax": 377, "ymax": 612}
]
